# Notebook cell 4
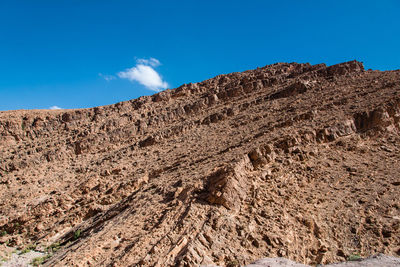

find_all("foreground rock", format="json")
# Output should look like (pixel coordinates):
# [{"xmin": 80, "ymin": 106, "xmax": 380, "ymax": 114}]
[
  {"xmin": 245, "ymin": 254, "xmax": 400, "ymax": 267},
  {"xmin": 0, "ymin": 61, "xmax": 399, "ymax": 266},
  {"xmin": 245, "ymin": 257, "xmax": 309, "ymax": 267},
  {"xmin": 0, "ymin": 248, "xmax": 45, "ymax": 267}
]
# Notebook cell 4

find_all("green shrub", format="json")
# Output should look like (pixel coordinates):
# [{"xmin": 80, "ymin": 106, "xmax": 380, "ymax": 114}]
[
  {"xmin": 46, "ymin": 242, "xmax": 60, "ymax": 253},
  {"xmin": 347, "ymin": 253, "xmax": 362, "ymax": 261},
  {"xmin": 19, "ymin": 244, "xmax": 36, "ymax": 254},
  {"xmin": 74, "ymin": 229, "xmax": 81, "ymax": 240},
  {"xmin": 31, "ymin": 255, "xmax": 51, "ymax": 266}
]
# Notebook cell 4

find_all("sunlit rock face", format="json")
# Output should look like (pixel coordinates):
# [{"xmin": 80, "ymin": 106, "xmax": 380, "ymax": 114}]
[{"xmin": 0, "ymin": 61, "xmax": 399, "ymax": 266}]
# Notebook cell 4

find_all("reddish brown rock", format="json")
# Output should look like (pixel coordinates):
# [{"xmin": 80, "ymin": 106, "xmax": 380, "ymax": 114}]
[{"xmin": 0, "ymin": 61, "xmax": 399, "ymax": 266}]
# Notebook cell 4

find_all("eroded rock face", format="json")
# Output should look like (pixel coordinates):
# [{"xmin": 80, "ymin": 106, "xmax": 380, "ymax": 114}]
[
  {"xmin": 205, "ymin": 157, "xmax": 253, "ymax": 210},
  {"xmin": 0, "ymin": 61, "xmax": 400, "ymax": 266}
]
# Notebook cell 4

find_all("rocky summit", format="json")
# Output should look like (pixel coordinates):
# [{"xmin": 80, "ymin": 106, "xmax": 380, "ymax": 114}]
[{"xmin": 0, "ymin": 61, "xmax": 399, "ymax": 266}]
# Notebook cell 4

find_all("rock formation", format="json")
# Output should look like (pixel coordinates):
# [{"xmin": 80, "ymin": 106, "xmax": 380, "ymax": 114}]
[{"xmin": 0, "ymin": 61, "xmax": 399, "ymax": 266}]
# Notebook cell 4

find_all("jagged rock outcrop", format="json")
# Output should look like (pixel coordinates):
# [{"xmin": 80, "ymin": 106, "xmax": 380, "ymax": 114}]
[{"xmin": 0, "ymin": 60, "xmax": 399, "ymax": 266}]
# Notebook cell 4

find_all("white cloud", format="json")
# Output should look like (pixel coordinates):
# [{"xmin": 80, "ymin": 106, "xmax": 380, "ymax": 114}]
[
  {"xmin": 99, "ymin": 73, "xmax": 116, "ymax": 81},
  {"xmin": 49, "ymin": 106, "xmax": 62, "ymax": 110},
  {"xmin": 118, "ymin": 58, "xmax": 168, "ymax": 91},
  {"xmin": 136, "ymin": 57, "xmax": 160, "ymax": 67}
]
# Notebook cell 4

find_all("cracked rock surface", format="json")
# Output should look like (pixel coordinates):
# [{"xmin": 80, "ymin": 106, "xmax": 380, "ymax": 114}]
[{"xmin": 0, "ymin": 61, "xmax": 399, "ymax": 266}]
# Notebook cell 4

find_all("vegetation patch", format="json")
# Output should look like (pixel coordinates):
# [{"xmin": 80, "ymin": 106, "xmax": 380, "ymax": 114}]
[
  {"xmin": 46, "ymin": 242, "xmax": 61, "ymax": 253},
  {"xmin": 19, "ymin": 244, "xmax": 37, "ymax": 255},
  {"xmin": 31, "ymin": 254, "xmax": 51, "ymax": 266},
  {"xmin": 347, "ymin": 253, "xmax": 362, "ymax": 261},
  {"xmin": 74, "ymin": 229, "xmax": 82, "ymax": 240}
]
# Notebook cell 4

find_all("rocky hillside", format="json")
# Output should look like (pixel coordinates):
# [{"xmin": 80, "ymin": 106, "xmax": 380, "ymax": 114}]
[{"xmin": 0, "ymin": 61, "xmax": 399, "ymax": 266}]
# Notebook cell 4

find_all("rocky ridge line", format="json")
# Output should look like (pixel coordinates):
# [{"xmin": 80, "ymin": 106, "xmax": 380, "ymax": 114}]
[{"xmin": 0, "ymin": 60, "xmax": 399, "ymax": 266}]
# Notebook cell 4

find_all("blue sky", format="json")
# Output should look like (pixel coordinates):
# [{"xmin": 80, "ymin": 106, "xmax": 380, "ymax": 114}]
[{"xmin": 0, "ymin": 0, "xmax": 399, "ymax": 111}]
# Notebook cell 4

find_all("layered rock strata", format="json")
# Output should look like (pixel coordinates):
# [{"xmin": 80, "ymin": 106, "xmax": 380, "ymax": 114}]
[{"xmin": 0, "ymin": 61, "xmax": 399, "ymax": 266}]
